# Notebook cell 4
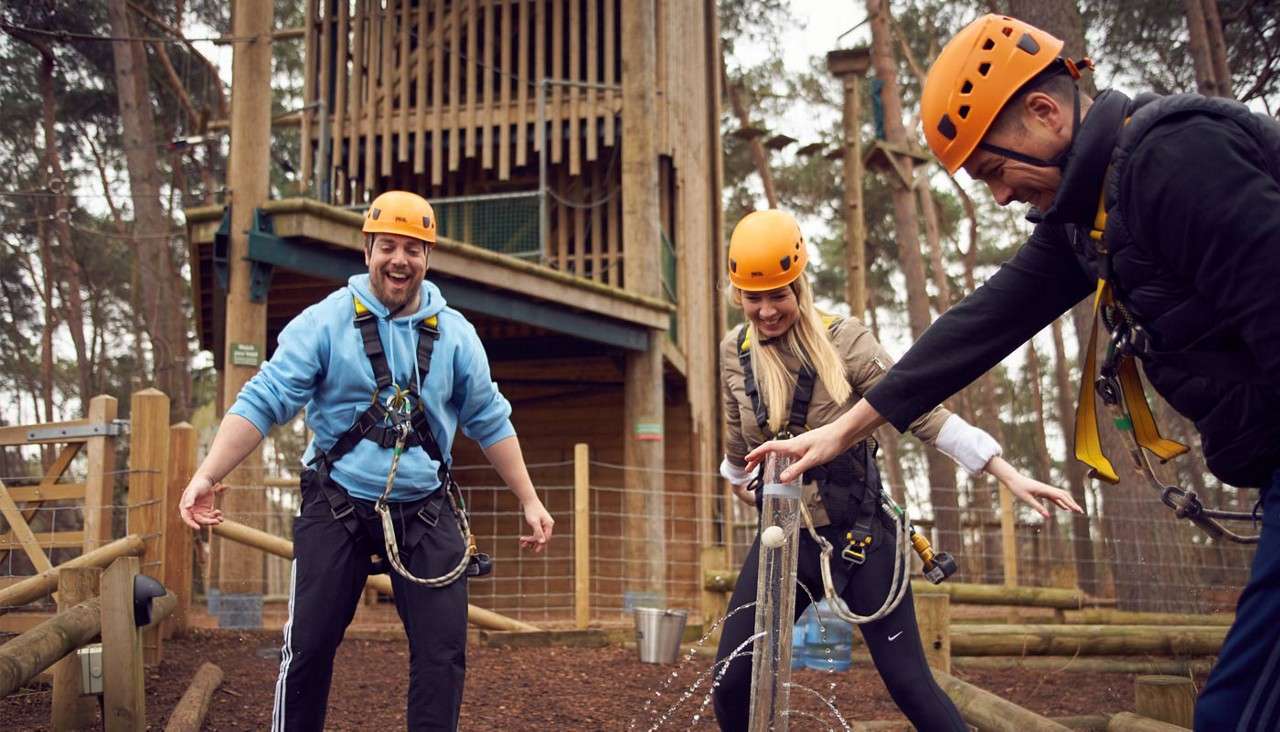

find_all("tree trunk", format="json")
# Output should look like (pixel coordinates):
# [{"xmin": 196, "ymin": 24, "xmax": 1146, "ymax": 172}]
[
  {"xmin": 720, "ymin": 54, "xmax": 777, "ymax": 207},
  {"xmin": 1052, "ymin": 318, "xmax": 1099, "ymax": 595},
  {"xmin": 1183, "ymin": 0, "xmax": 1221, "ymax": 96},
  {"xmin": 866, "ymin": 0, "xmax": 962, "ymax": 556},
  {"xmin": 1201, "ymin": 0, "xmax": 1233, "ymax": 98},
  {"xmin": 1025, "ymin": 339, "xmax": 1066, "ymax": 568},
  {"xmin": 106, "ymin": 0, "xmax": 192, "ymax": 419},
  {"xmin": 866, "ymin": 295, "xmax": 908, "ymax": 507}
]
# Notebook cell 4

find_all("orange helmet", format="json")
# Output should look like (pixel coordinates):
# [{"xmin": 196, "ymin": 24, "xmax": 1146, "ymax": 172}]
[
  {"xmin": 921, "ymin": 15, "xmax": 1064, "ymax": 173},
  {"xmin": 727, "ymin": 210, "xmax": 807, "ymax": 292},
  {"xmin": 362, "ymin": 190, "xmax": 437, "ymax": 244}
]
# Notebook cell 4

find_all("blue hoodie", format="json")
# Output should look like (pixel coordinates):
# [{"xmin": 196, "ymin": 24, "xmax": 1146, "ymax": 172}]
[{"xmin": 228, "ymin": 274, "xmax": 515, "ymax": 502}]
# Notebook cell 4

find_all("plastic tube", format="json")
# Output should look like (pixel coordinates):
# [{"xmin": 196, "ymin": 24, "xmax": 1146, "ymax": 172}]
[{"xmin": 748, "ymin": 453, "xmax": 802, "ymax": 732}]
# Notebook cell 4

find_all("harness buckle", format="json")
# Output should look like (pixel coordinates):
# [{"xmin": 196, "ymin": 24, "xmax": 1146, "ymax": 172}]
[{"xmin": 841, "ymin": 530, "xmax": 872, "ymax": 566}]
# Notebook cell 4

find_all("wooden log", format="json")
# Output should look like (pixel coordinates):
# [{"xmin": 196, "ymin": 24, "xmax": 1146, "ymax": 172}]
[
  {"xmin": 703, "ymin": 571, "xmax": 1099, "ymax": 609},
  {"xmin": 1056, "ymin": 715, "xmax": 1113, "ymax": 731},
  {"xmin": 0, "ymin": 596, "xmax": 102, "ymax": 698},
  {"xmin": 1134, "ymin": 675, "xmax": 1195, "ymax": 728},
  {"xmin": 163, "ymin": 662, "xmax": 224, "ymax": 732},
  {"xmin": 1107, "ymin": 712, "xmax": 1189, "ymax": 732},
  {"xmin": 915, "ymin": 592, "xmax": 950, "ymax": 673},
  {"xmin": 211, "ymin": 519, "xmax": 538, "ymax": 632},
  {"xmin": 1065, "ymin": 609, "xmax": 1234, "ymax": 626},
  {"xmin": 0, "ymin": 535, "xmax": 145, "ymax": 614},
  {"xmin": 952, "ymin": 656, "xmax": 1215, "ymax": 675},
  {"xmin": 934, "ymin": 668, "xmax": 1072, "ymax": 732},
  {"xmin": 51, "ymin": 567, "xmax": 101, "ymax": 729},
  {"xmin": 950, "ymin": 624, "xmax": 1226, "ymax": 657}
]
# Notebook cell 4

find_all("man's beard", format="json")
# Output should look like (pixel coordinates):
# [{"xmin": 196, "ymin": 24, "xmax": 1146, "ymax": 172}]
[{"xmin": 371, "ymin": 270, "xmax": 420, "ymax": 313}]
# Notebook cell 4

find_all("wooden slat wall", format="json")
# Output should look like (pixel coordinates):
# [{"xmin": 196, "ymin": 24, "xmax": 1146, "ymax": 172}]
[{"xmin": 301, "ymin": 0, "xmax": 319, "ymax": 192}]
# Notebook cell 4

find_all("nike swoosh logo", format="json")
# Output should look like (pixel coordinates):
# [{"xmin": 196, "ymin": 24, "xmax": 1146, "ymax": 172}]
[{"xmin": 888, "ymin": 631, "xmax": 903, "ymax": 642}]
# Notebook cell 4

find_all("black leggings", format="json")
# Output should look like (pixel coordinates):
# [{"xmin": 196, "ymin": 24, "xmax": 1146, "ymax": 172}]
[{"xmin": 712, "ymin": 524, "xmax": 965, "ymax": 731}]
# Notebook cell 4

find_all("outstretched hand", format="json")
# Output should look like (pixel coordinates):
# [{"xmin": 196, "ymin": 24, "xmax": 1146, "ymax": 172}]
[
  {"xmin": 1002, "ymin": 471, "xmax": 1084, "ymax": 518},
  {"xmin": 744, "ymin": 421, "xmax": 849, "ymax": 483},
  {"xmin": 178, "ymin": 475, "xmax": 227, "ymax": 530},
  {"xmin": 519, "ymin": 498, "xmax": 555, "ymax": 553}
]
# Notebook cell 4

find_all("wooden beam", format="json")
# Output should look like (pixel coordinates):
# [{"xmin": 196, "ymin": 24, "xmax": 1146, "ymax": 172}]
[
  {"xmin": 84, "ymin": 394, "xmax": 119, "ymax": 551},
  {"xmin": 164, "ymin": 662, "xmax": 224, "ymax": 732},
  {"xmin": 163, "ymin": 423, "xmax": 196, "ymax": 638},
  {"xmin": 950, "ymin": 624, "xmax": 1226, "ymax": 657},
  {"xmin": 0, "ymin": 530, "xmax": 83, "ymax": 551},
  {"xmin": 0, "ymin": 480, "xmax": 53, "ymax": 574},
  {"xmin": 102, "ymin": 556, "xmax": 145, "ymax": 731},
  {"xmin": 1106, "ymin": 712, "xmax": 1189, "ymax": 732},
  {"xmin": 0, "ymin": 535, "xmax": 145, "ymax": 614},
  {"xmin": 127, "ymin": 389, "xmax": 169, "ymax": 665},
  {"xmin": 934, "ymin": 669, "xmax": 1072, "ymax": 732},
  {"xmin": 0, "ymin": 419, "xmax": 91, "ymax": 446},
  {"xmin": 574, "ymin": 443, "xmax": 590, "ymax": 629},
  {"xmin": 0, "ymin": 596, "xmax": 103, "ymax": 698}
]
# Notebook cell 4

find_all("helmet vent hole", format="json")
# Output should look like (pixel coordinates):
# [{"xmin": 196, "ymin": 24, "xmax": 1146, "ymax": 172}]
[
  {"xmin": 961, "ymin": 80, "xmax": 973, "ymax": 94},
  {"xmin": 1016, "ymin": 33, "xmax": 1041, "ymax": 55},
  {"xmin": 982, "ymin": 38, "xmax": 995, "ymax": 51},
  {"xmin": 937, "ymin": 114, "xmax": 957, "ymax": 140},
  {"xmin": 978, "ymin": 62, "xmax": 991, "ymax": 76},
  {"xmin": 730, "ymin": 259, "xmax": 737, "ymax": 273},
  {"xmin": 958, "ymin": 105, "xmax": 970, "ymax": 119},
  {"xmin": 1001, "ymin": 26, "xmax": 1013, "ymax": 36}
]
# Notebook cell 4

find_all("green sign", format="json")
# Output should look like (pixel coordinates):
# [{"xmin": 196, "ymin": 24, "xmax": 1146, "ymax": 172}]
[
  {"xmin": 633, "ymin": 422, "xmax": 663, "ymax": 441},
  {"xmin": 230, "ymin": 342, "xmax": 263, "ymax": 367}
]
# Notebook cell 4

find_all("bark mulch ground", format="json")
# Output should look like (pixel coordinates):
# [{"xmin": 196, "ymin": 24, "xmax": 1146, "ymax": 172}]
[{"xmin": 1, "ymin": 628, "xmax": 1194, "ymax": 730}]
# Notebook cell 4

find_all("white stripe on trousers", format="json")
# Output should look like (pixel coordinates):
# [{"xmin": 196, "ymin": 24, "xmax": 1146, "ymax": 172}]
[{"xmin": 272, "ymin": 560, "xmax": 298, "ymax": 731}]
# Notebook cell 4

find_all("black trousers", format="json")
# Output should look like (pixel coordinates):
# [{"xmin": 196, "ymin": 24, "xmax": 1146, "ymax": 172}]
[
  {"xmin": 271, "ymin": 470, "xmax": 469, "ymax": 731},
  {"xmin": 712, "ymin": 518, "xmax": 965, "ymax": 731}
]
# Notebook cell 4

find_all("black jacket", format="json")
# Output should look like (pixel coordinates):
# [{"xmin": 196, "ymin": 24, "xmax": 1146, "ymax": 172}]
[{"xmin": 865, "ymin": 90, "xmax": 1280, "ymax": 487}]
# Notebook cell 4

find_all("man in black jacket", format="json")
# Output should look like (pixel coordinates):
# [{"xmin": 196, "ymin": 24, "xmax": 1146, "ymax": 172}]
[{"xmin": 748, "ymin": 14, "xmax": 1280, "ymax": 729}]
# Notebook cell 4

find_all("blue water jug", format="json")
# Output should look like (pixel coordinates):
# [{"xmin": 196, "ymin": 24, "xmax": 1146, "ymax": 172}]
[
  {"xmin": 804, "ymin": 599, "xmax": 853, "ymax": 672},
  {"xmin": 791, "ymin": 604, "xmax": 813, "ymax": 669}
]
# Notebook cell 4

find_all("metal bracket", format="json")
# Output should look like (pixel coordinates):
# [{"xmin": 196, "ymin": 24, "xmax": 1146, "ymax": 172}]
[
  {"xmin": 27, "ymin": 420, "xmax": 128, "ymax": 442},
  {"xmin": 212, "ymin": 207, "xmax": 232, "ymax": 290},
  {"xmin": 246, "ymin": 209, "xmax": 277, "ymax": 303}
]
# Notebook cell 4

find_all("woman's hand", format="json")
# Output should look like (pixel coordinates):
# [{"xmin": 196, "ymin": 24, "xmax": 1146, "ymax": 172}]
[
  {"xmin": 985, "ymin": 456, "xmax": 1084, "ymax": 517},
  {"xmin": 519, "ymin": 497, "xmax": 555, "ymax": 553}
]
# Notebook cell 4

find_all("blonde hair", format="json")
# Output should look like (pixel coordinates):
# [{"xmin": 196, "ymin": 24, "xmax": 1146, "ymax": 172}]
[{"xmin": 730, "ymin": 276, "xmax": 852, "ymax": 434}]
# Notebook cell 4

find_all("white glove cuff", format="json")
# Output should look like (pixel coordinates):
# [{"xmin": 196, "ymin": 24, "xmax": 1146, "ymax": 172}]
[
  {"xmin": 935, "ymin": 414, "xmax": 1002, "ymax": 476},
  {"xmin": 720, "ymin": 456, "xmax": 753, "ymax": 485}
]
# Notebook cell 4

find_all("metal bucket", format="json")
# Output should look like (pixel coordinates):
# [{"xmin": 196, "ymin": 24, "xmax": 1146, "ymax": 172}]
[{"xmin": 634, "ymin": 607, "xmax": 688, "ymax": 664}]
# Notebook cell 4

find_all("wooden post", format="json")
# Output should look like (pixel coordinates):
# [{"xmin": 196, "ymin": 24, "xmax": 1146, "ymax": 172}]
[
  {"xmin": 52, "ymin": 567, "xmax": 102, "ymax": 731},
  {"xmin": 220, "ymin": 0, "xmax": 274, "ymax": 604},
  {"xmin": 84, "ymin": 395, "xmax": 119, "ymax": 551},
  {"xmin": 163, "ymin": 423, "xmax": 196, "ymax": 639},
  {"xmin": 574, "ymin": 443, "xmax": 591, "ymax": 629},
  {"xmin": 621, "ymin": 0, "xmax": 666, "ymax": 603},
  {"xmin": 999, "ymin": 482, "xmax": 1019, "ymax": 624},
  {"xmin": 127, "ymin": 388, "xmax": 169, "ymax": 664},
  {"xmin": 102, "ymin": 556, "xmax": 144, "ymax": 732},
  {"xmin": 1134, "ymin": 675, "xmax": 1196, "ymax": 728},
  {"xmin": 826, "ymin": 47, "xmax": 871, "ymax": 319},
  {"xmin": 915, "ymin": 591, "xmax": 951, "ymax": 673}
]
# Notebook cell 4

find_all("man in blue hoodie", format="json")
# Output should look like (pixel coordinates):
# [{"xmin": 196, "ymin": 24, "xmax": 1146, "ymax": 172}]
[{"xmin": 178, "ymin": 190, "xmax": 555, "ymax": 731}]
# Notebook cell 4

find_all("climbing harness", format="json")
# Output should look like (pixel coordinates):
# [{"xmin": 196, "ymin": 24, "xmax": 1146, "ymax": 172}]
[
  {"xmin": 1075, "ymin": 183, "xmax": 1260, "ymax": 544},
  {"xmin": 308, "ymin": 296, "xmax": 492, "ymax": 585},
  {"xmin": 739, "ymin": 321, "xmax": 956, "ymax": 626}
]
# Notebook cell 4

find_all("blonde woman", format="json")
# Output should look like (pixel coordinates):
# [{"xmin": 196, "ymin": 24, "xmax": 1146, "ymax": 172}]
[{"xmin": 712, "ymin": 210, "xmax": 1081, "ymax": 731}]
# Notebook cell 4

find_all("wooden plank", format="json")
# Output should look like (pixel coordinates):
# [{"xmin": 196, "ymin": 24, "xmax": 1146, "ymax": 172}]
[
  {"xmin": 414, "ymin": 0, "xmax": 428, "ymax": 175},
  {"xmin": 550, "ymin": 0, "xmax": 563, "ymax": 163},
  {"xmin": 515, "ymin": 0, "xmax": 529, "ymax": 167},
  {"xmin": 429, "ymin": 0, "xmax": 444, "ymax": 184},
  {"xmin": 590, "ymin": 163, "xmax": 603, "ymax": 281},
  {"xmin": 498, "ymin": 0, "xmax": 512, "ymax": 179},
  {"xmin": 606, "ymin": 168, "xmax": 619, "ymax": 286},
  {"xmin": 381, "ymin": 1, "xmax": 395, "ymax": 174},
  {"xmin": 360, "ymin": 0, "xmax": 376, "ymax": 194},
  {"xmin": 0, "ymin": 530, "xmax": 84, "ymax": 550},
  {"xmin": 0, "ymin": 480, "xmax": 53, "ymax": 573},
  {"xmin": 481, "ymin": 0, "xmax": 496, "ymax": 170},
  {"xmin": 52, "ymin": 567, "xmax": 101, "ymax": 730},
  {"xmin": 556, "ymin": 166, "xmax": 568, "ymax": 271},
  {"xmin": 347, "ymin": 0, "xmax": 365, "ymax": 198},
  {"xmin": 568, "ymin": 0, "xmax": 580, "ymax": 175},
  {"xmin": 0, "ymin": 419, "xmax": 91, "ymax": 446},
  {"xmin": 127, "ymin": 389, "xmax": 169, "ymax": 666},
  {"xmin": 573, "ymin": 169, "xmax": 586, "ymax": 275},
  {"xmin": 449, "ymin": 0, "xmax": 462, "ymax": 171},
  {"xmin": 466, "ymin": 0, "xmax": 478, "ymax": 159},
  {"xmin": 603, "ymin": 0, "xmax": 614, "ymax": 143},
  {"xmin": 398, "ymin": 0, "xmax": 411, "ymax": 163},
  {"xmin": 102, "ymin": 556, "xmax": 145, "ymax": 731},
  {"xmin": 84, "ymin": 395, "xmax": 119, "ymax": 551},
  {"xmin": 331, "ymin": 0, "xmax": 349, "ymax": 203},
  {"xmin": 585, "ymin": 0, "xmax": 597, "ymax": 162},
  {"xmin": 163, "ymin": 423, "xmax": 196, "ymax": 639},
  {"xmin": 300, "ymin": 0, "xmax": 318, "ymax": 192},
  {"xmin": 533, "ymin": 0, "xmax": 545, "ymax": 156},
  {"xmin": 574, "ymin": 442, "xmax": 590, "ymax": 629}
]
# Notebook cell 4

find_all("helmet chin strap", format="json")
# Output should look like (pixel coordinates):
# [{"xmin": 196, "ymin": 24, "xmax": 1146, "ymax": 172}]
[{"xmin": 977, "ymin": 60, "xmax": 1088, "ymax": 169}]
